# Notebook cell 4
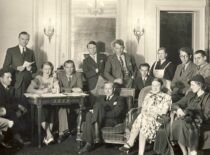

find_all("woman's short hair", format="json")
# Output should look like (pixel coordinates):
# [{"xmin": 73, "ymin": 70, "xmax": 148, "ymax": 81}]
[
  {"xmin": 152, "ymin": 78, "xmax": 164, "ymax": 86},
  {"xmin": 41, "ymin": 61, "xmax": 54, "ymax": 76}
]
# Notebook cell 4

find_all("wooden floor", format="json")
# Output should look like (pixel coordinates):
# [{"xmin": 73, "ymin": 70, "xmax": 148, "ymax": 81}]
[{"xmin": 1, "ymin": 136, "xmax": 210, "ymax": 155}]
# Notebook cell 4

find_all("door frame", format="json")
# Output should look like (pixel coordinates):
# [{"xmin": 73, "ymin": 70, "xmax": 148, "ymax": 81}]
[{"xmin": 156, "ymin": 5, "xmax": 205, "ymax": 54}]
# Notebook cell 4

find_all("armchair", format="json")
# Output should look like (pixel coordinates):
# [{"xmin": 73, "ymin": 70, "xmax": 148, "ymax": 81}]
[{"xmin": 101, "ymin": 88, "xmax": 135, "ymax": 144}]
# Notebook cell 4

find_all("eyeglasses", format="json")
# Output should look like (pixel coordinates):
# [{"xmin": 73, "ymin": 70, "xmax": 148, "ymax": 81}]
[{"xmin": 179, "ymin": 55, "xmax": 189, "ymax": 58}]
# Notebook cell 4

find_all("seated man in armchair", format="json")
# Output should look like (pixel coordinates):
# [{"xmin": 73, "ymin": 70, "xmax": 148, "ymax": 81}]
[{"xmin": 78, "ymin": 82, "xmax": 126, "ymax": 154}]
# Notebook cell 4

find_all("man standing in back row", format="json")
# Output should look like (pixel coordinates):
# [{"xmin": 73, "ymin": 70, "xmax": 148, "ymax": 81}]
[
  {"xmin": 3, "ymin": 31, "xmax": 37, "ymax": 102},
  {"xmin": 83, "ymin": 41, "xmax": 107, "ymax": 94},
  {"xmin": 104, "ymin": 39, "xmax": 137, "ymax": 88}
]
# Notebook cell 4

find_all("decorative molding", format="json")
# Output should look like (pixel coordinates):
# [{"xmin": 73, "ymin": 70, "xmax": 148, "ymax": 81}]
[{"xmin": 144, "ymin": 0, "xmax": 206, "ymax": 64}]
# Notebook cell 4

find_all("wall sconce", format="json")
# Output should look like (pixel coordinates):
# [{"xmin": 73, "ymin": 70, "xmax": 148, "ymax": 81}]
[
  {"xmin": 88, "ymin": 0, "xmax": 104, "ymax": 16},
  {"xmin": 44, "ymin": 19, "xmax": 55, "ymax": 43},
  {"xmin": 133, "ymin": 19, "xmax": 144, "ymax": 43}
]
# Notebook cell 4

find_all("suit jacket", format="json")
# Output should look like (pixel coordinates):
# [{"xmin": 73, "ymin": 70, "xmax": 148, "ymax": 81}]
[
  {"xmin": 94, "ymin": 94, "xmax": 126, "ymax": 126},
  {"xmin": 57, "ymin": 71, "xmax": 83, "ymax": 93},
  {"xmin": 133, "ymin": 75, "xmax": 153, "ymax": 98},
  {"xmin": 3, "ymin": 45, "xmax": 37, "ymax": 89},
  {"xmin": 171, "ymin": 61, "xmax": 197, "ymax": 93},
  {"xmin": 0, "ymin": 83, "xmax": 18, "ymax": 115},
  {"xmin": 104, "ymin": 53, "xmax": 137, "ymax": 82},
  {"xmin": 83, "ymin": 54, "xmax": 107, "ymax": 90}
]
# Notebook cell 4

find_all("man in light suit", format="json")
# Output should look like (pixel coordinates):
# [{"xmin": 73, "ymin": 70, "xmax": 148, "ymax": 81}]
[
  {"xmin": 57, "ymin": 60, "xmax": 83, "ymax": 143},
  {"xmin": 83, "ymin": 41, "xmax": 107, "ymax": 93},
  {"xmin": 171, "ymin": 47, "xmax": 197, "ymax": 101},
  {"xmin": 194, "ymin": 50, "xmax": 210, "ymax": 92},
  {"xmin": 3, "ymin": 31, "xmax": 37, "ymax": 103},
  {"xmin": 133, "ymin": 63, "xmax": 153, "ymax": 98},
  {"xmin": 104, "ymin": 39, "xmax": 137, "ymax": 88}
]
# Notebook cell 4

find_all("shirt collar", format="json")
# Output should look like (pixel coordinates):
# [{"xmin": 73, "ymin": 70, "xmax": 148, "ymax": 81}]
[
  {"xmin": 106, "ymin": 94, "xmax": 114, "ymax": 100},
  {"xmin": 199, "ymin": 62, "xmax": 208, "ymax": 69},
  {"xmin": 1, "ymin": 82, "xmax": 9, "ymax": 90},
  {"xmin": 19, "ymin": 45, "xmax": 26, "ymax": 53}
]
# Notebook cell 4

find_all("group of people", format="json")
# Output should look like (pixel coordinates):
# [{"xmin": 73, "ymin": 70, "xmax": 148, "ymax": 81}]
[{"xmin": 0, "ymin": 31, "xmax": 210, "ymax": 155}]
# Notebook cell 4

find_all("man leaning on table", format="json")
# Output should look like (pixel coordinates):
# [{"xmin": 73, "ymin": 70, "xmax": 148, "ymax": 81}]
[
  {"xmin": 57, "ymin": 60, "xmax": 83, "ymax": 143},
  {"xmin": 0, "ymin": 67, "xmax": 28, "ymax": 146}
]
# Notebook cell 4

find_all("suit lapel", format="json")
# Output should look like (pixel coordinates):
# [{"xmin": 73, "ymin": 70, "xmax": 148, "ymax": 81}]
[
  {"xmin": 114, "ymin": 54, "xmax": 123, "ymax": 70},
  {"xmin": 89, "ymin": 55, "xmax": 97, "ymax": 65},
  {"xmin": 124, "ymin": 54, "xmax": 129, "ymax": 68},
  {"xmin": 70, "ymin": 73, "xmax": 77, "ymax": 88},
  {"xmin": 15, "ymin": 46, "xmax": 24, "ymax": 63},
  {"xmin": 183, "ymin": 61, "xmax": 193, "ymax": 76}
]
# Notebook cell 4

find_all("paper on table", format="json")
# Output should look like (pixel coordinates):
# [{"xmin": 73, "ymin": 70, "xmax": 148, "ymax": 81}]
[
  {"xmin": 63, "ymin": 92, "xmax": 88, "ymax": 96},
  {"xmin": 22, "ymin": 61, "xmax": 34, "ymax": 68}
]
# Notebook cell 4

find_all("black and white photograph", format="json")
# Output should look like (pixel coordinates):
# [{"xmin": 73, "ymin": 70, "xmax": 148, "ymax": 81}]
[{"xmin": 0, "ymin": 0, "xmax": 210, "ymax": 155}]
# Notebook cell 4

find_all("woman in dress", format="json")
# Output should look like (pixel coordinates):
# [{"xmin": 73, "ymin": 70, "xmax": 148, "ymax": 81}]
[
  {"xmin": 27, "ymin": 61, "xmax": 59, "ymax": 145},
  {"xmin": 150, "ymin": 47, "xmax": 176, "ymax": 91},
  {"xmin": 170, "ymin": 74, "xmax": 210, "ymax": 155},
  {"xmin": 119, "ymin": 78, "xmax": 172, "ymax": 155}
]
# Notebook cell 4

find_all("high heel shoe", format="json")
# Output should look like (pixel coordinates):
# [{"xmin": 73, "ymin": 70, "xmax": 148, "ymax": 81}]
[
  {"xmin": 119, "ymin": 143, "xmax": 131, "ymax": 154},
  {"xmin": 43, "ymin": 137, "xmax": 54, "ymax": 145}
]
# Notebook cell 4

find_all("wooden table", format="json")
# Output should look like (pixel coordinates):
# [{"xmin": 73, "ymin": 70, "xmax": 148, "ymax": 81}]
[{"xmin": 24, "ymin": 93, "xmax": 88, "ymax": 148}]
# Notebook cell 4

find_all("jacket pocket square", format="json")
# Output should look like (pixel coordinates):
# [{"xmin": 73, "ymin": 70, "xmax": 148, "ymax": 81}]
[{"xmin": 113, "ymin": 101, "xmax": 118, "ymax": 106}]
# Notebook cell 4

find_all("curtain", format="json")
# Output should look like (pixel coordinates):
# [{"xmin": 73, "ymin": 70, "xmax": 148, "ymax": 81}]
[{"xmin": 206, "ymin": 0, "xmax": 210, "ymax": 61}]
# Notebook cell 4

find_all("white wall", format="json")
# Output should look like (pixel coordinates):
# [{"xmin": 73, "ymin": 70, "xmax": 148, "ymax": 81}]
[
  {"xmin": 0, "ymin": 0, "xmax": 34, "ymax": 67},
  {"xmin": 0, "ymin": 0, "xmax": 206, "ymax": 69}
]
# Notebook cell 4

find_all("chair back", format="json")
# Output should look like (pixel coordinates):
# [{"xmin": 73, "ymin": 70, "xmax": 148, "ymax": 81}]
[
  {"xmin": 138, "ymin": 86, "xmax": 151, "ymax": 108},
  {"xmin": 120, "ymin": 88, "xmax": 135, "ymax": 110},
  {"xmin": 98, "ymin": 87, "xmax": 135, "ymax": 109}
]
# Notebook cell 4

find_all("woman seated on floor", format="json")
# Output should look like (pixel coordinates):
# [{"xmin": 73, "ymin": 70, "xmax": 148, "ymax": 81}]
[
  {"xmin": 27, "ymin": 61, "xmax": 60, "ymax": 145},
  {"xmin": 119, "ymin": 78, "xmax": 172, "ymax": 155},
  {"xmin": 155, "ymin": 74, "xmax": 210, "ymax": 155}
]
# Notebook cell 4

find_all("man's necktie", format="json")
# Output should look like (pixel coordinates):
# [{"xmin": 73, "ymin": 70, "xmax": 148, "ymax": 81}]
[
  {"xmin": 119, "ymin": 56, "xmax": 124, "ymax": 68},
  {"xmin": 68, "ymin": 77, "xmax": 71, "ymax": 87},
  {"xmin": 22, "ymin": 47, "xmax": 26, "ymax": 59},
  {"xmin": 180, "ymin": 65, "xmax": 185, "ymax": 76},
  {"xmin": 119, "ymin": 56, "xmax": 129, "ymax": 76},
  {"xmin": 142, "ymin": 77, "xmax": 146, "ymax": 85}
]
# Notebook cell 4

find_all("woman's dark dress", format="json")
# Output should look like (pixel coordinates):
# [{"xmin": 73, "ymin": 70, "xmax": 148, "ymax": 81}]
[{"xmin": 154, "ymin": 92, "xmax": 210, "ymax": 154}]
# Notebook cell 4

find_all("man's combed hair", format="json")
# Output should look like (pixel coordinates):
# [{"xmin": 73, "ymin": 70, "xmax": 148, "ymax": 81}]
[
  {"xmin": 179, "ymin": 47, "xmax": 192, "ymax": 56},
  {"xmin": 139, "ymin": 63, "xmax": 150, "ymax": 70},
  {"xmin": 0, "ymin": 67, "xmax": 12, "ymax": 77},
  {"xmin": 87, "ymin": 41, "xmax": 96, "ymax": 48},
  {"xmin": 18, "ymin": 31, "xmax": 30, "ymax": 38},
  {"xmin": 194, "ymin": 50, "xmax": 207, "ymax": 57},
  {"xmin": 111, "ymin": 39, "xmax": 125, "ymax": 48}
]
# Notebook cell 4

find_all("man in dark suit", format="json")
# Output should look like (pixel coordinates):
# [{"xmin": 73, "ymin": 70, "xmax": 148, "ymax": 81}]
[
  {"xmin": 133, "ymin": 63, "xmax": 153, "ymax": 98},
  {"xmin": 3, "ymin": 31, "xmax": 37, "ymax": 102},
  {"xmin": 104, "ymin": 39, "xmax": 137, "ymax": 88},
  {"xmin": 78, "ymin": 82, "xmax": 126, "ymax": 154},
  {"xmin": 0, "ymin": 68, "xmax": 28, "ymax": 146},
  {"xmin": 57, "ymin": 60, "xmax": 83, "ymax": 143},
  {"xmin": 83, "ymin": 41, "xmax": 107, "ymax": 94}
]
